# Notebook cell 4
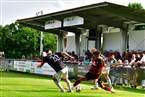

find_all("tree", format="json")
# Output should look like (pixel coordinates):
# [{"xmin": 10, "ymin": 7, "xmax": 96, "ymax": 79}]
[
  {"xmin": 43, "ymin": 33, "xmax": 57, "ymax": 52},
  {"xmin": 128, "ymin": 2, "xmax": 144, "ymax": 10},
  {"xmin": 2, "ymin": 23, "xmax": 41, "ymax": 58},
  {"xmin": 0, "ymin": 23, "xmax": 57, "ymax": 59}
]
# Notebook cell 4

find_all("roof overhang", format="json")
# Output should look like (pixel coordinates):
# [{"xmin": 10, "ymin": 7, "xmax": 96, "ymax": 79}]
[{"xmin": 17, "ymin": 2, "xmax": 145, "ymax": 35}]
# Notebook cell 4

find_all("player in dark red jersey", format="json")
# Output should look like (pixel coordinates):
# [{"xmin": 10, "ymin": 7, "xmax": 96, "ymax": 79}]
[
  {"xmin": 37, "ymin": 50, "xmax": 75, "ymax": 92},
  {"xmin": 71, "ymin": 49, "xmax": 114, "ymax": 93}
]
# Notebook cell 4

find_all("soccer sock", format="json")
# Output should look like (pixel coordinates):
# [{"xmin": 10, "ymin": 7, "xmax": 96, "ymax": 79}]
[
  {"xmin": 73, "ymin": 80, "xmax": 81, "ymax": 87},
  {"xmin": 94, "ymin": 82, "xmax": 99, "ymax": 88},
  {"xmin": 66, "ymin": 79, "xmax": 72, "ymax": 91},
  {"xmin": 53, "ymin": 80, "xmax": 65, "ymax": 91},
  {"xmin": 103, "ymin": 86, "xmax": 111, "ymax": 91},
  {"xmin": 107, "ymin": 78, "xmax": 112, "ymax": 88}
]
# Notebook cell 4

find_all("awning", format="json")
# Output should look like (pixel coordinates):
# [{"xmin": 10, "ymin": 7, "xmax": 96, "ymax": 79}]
[{"xmin": 17, "ymin": 2, "xmax": 145, "ymax": 34}]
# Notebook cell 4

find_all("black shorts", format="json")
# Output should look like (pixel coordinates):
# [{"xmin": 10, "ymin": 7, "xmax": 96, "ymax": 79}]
[{"xmin": 85, "ymin": 72, "xmax": 99, "ymax": 81}]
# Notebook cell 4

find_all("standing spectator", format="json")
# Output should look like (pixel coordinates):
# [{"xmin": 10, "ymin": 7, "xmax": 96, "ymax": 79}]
[
  {"xmin": 130, "ymin": 53, "xmax": 142, "ymax": 88},
  {"xmin": 126, "ymin": 53, "xmax": 136, "ymax": 86}
]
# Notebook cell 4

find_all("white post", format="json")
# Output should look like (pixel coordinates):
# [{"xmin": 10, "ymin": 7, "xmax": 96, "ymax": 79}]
[{"xmin": 40, "ymin": 31, "xmax": 43, "ymax": 56}]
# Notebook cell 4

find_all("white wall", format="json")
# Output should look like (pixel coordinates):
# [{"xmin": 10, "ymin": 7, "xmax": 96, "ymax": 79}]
[
  {"xmin": 129, "ymin": 30, "xmax": 145, "ymax": 51},
  {"xmin": 88, "ymin": 40, "xmax": 95, "ymax": 51},
  {"xmin": 103, "ymin": 32, "xmax": 122, "ymax": 52},
  {"xmin": 80, "ymin": 34, "xmax": 87, "ymax": 56},
  {"xmin": 63, "ymin": 36, "xmax": 76, "ymax": 52}
]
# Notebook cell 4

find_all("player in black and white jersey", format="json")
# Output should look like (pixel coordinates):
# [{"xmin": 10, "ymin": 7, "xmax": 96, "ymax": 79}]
[{"xmin": 37, "ymin": 50, "xmax": 75, "ymax": 92}]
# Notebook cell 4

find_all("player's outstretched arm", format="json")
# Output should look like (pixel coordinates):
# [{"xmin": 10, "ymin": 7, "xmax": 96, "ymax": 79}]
[
  {"xmin": 61, "ymin": 52, "xmax": 75, "ymax": 60},
  {"xmin": 37, "ymin": 62, "xmax": 44, "ymax": 68}
]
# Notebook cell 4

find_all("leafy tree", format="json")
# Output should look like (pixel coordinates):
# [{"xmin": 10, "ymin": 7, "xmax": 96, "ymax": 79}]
[
  {"xmin": 0, "ymin": 23, "xmax": 57, "ymax": 59},
  {"xmin": 128, "ymin": 2, "xmax": 144, "ymax": 10},
  {"xmin": 43, "ymin": 33, "xmax": 57, "ymax": 52},
  {"xmin": 0, "ymin": 25, "xmax": 12, "ymax": 52},
  {"xmin": 2, "ymin": 23, "xmax": 40, "ymax": 58}
]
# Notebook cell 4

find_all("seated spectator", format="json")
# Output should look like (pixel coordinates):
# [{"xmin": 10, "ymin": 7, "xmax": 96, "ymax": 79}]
[
  {"xmin": 34, "ymin": 54, "xmax": 40, "ymax": 61},
  {"xmin": 109, "ymin": 54, "xmax": 118, "ymax": 67},
  {"xmin": 132, "ymin": 53, "xmax": 142, "ymax": 68},
  {"xmin": 21, "ymin": 55, "xmax": 26, "ymax": 61},
  {"xmin": 85, "ymin": 50, "xmax": 92, "ymax": 59},
  {"xmin": 71, "ymin": 51, "xmax": 78, "ymax": 61},
  {"xmin": 84, "ymin": 55, "xmax": 90, "ymax": 63},
  {"xmin": 0, "ymin": 52, "xmax": 2, "ymax": 58},
  {"xmin": 129, "ymin": 54, "xmax": 136, "ymax": 66},
  {"xmin": 2, "ymin": 52, "xmax": 5, "ymax": 58},
  {"xmin": 26, "ymin": 55, "xmax": 31, "ymax": 61}
]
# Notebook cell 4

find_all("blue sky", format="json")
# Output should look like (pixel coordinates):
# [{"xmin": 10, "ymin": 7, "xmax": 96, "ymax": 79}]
[{"xmin": 1, "ymin": 0, "xmax": 145, "ymax": 25}]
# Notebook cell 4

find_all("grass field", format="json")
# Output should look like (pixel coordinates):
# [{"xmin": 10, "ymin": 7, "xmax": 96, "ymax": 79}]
[{"xmin": 1, "ymin": 71, "xmax": 145, "ymax": 97}]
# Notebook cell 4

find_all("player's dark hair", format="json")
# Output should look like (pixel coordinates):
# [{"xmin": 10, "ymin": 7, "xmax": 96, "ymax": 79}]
[{"xmin": 93, "ymin": 51, "xmax": 100, "ymax": 55}]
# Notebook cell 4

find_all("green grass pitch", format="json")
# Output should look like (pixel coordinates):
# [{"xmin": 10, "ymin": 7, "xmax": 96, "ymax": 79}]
[{"xmin": 1, "ymin": 71, "xmax": 145, "ymax": 97}]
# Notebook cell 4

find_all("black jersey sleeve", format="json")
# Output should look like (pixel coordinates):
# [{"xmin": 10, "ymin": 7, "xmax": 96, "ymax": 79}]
[{"xmin": 55, "ymin": 52, "xmax": 62, "ymax": 57}]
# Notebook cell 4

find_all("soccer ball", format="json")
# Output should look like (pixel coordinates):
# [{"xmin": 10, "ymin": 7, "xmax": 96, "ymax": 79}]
[{"xmin": 75, "ymin": 85, "xmax": 82, "ymax": 92}]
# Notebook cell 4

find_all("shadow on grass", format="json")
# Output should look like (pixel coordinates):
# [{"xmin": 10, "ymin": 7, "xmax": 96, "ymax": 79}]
[{"xmin": 114, "ymin": 85, "xmax": 145, "ymax": 94}]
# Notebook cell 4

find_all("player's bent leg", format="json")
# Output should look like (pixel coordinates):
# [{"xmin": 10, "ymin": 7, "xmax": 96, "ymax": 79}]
[
  {"xmin": 52, "ymin": 75, "xmax": 65, "ymax": 92},
  {"xmin": 104, "ymin": 74, "xmax": 113, "ymax": 88},
  {"xmin": 91, "ymin": 82, "xmax": 99, "ymax": 90},
  {"xmin": 98, "ymin": 80, "xmax": 115, "ymax": 93},
  {"xmin": 72, "ymin": 76, "xmax": 87, "ymax": 89},
  {"xmin": 63, "ymin": 78, "xmax": 72, "ymax": 92},
  {"xmin": 62, "ymin": 67, "xmax": 72, "ymax": 92}
]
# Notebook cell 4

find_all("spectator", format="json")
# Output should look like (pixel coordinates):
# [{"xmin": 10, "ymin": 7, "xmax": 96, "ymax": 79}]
[
  {"xmin": 26, "ymin": 55, "xmax": 31, "ymax": 61},
  {"xmin": 129, "ymin": 54, "xmax": 136, "ymax": 66},
  {"xmin": 130, "ymin": 53, "xmax": 141, "ymax": 88},
  {"xmin": 21, "ymin": 55, "xmax": 26, "ymax": 61},
  {"xmin": 84, "ymin": 56, "xmax": 90, "ymax": 63},
  {"xmin": 109, "ymin": 54, "xmax": 118, "ymax": 67},
  {"xmin": 34, "ymin": 54, "xmax": 40, "ymax": 61},
  {"xmin": 134, "ymin": 51, "xmax": 145, "ymax": 67},
  {"xmin": 2, "ymin": 52, "xmax": 5, "ymax": 58},
  {"xmin": 71, "ymin": 51, "xmax": 78, "ymax": 62},
  {"xmin": 109, "ymin": 54, "xmax": 118, "ymax": 85},
  {"xmin": 126, "ymin": 53, "xmax": 136, "ymax": 86},
  {"xmin": 85, "ymin": 50, "xmax": 92, "ymax": 59},
  {"xmin": 0, "ymin": 52, "xmax": 2, "ymax": 58}
]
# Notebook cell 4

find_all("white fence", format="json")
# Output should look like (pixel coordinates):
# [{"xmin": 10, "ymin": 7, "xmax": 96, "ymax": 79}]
[{"xmin": 1, "ymin": 59, "xmax": 145, "ymax": 87}]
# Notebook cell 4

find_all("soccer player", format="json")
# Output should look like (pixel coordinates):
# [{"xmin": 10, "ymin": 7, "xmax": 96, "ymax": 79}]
[
  {"xmin": 37, "ymin": 50, "xmax": 75, "ymax": 92},
  {"xmin": 71, "ymin": 49, "xmax": 114, "ymax": 93},
  {"xmin": 91, "ymin": 49, "xmax": 113, "ymax": 90}
]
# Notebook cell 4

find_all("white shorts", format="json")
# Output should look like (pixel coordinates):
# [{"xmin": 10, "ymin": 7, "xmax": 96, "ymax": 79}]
[
  {"xmin": 54, "ymin": 67, "xmax": 68, "ymax": 81},
  {"xmin": 102, "ymin": 67, "xmax": 110, "ymax": 74}
]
